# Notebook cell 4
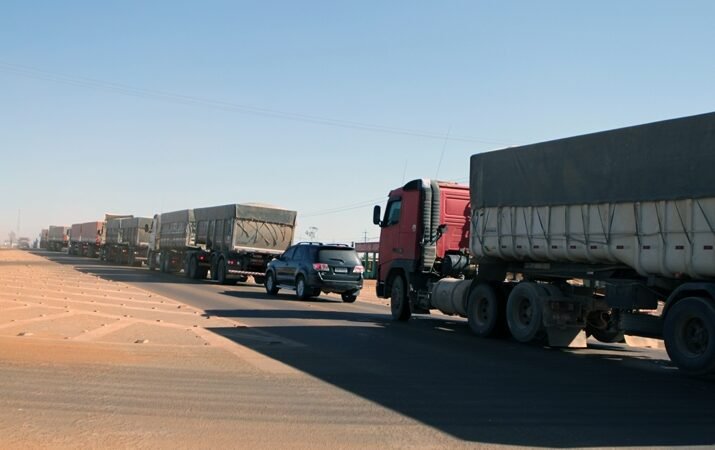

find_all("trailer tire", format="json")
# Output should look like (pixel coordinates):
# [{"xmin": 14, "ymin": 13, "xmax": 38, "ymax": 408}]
[
  {"xmin": 390, "ymin": 275, "xmax": 411, "ymax": 321},
  {"xmin": 217, "ymin": 259, "xmax": 233, "ymax": 285},
  {"xmin": 467, "ymin": 283, "xmax": 501, "ymax": 337},
  {"xmin": 506, "ymin": 282, "xmax": 544, "ymax": 343},
  {"xmin": 664, "ymin": 297, "xmax": 715, "ymax": 376}
]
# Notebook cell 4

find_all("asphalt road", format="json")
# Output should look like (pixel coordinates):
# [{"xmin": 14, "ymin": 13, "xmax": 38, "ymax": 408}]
[{"xmin": 43, "ymin": 253, "xmax": 715, "ymax": 448}]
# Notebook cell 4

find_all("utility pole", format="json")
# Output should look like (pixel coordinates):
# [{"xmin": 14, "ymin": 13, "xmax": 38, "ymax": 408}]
[{"xmin": 363, "ymin": 230, "xmax": 368, "ymax": 243}]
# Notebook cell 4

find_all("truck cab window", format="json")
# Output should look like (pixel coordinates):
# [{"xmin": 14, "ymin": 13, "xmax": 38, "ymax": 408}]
[{"xmin": 384, "ymin": 199, "xmax": 402, "ymax": 226}]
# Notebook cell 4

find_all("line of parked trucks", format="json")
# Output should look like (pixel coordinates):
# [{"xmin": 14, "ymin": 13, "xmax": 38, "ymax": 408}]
[
  {"xmin": 44, "ymin": 203, "xmax": 298, "ymax": 286},
  {"xmin": 40, "ymin": 112, "xmax": 715, "ymax": 376}
]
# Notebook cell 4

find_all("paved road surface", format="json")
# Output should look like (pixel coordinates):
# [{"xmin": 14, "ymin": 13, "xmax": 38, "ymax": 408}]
[{"xmin": 16, "ymin": 252, "xmax": 715, "ymax": 447}]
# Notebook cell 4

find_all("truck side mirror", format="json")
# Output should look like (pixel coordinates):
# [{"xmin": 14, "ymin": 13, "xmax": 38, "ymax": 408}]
[{"xmin": 372, "ymin": 205, "xmax": 382, "ymax": 226}]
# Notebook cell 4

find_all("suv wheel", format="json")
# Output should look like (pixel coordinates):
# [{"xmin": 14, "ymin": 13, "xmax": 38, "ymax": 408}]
[
  {"xmin": 265, "ymin": 272, "xmax": 279, "ymax": 295},
  {"xmin": 341, "ymin": 292, "xmax": 358, "ymax": 303},
  {"xmin": 296, "ymin": 275, "xmax": 309, "ymax": 300}
]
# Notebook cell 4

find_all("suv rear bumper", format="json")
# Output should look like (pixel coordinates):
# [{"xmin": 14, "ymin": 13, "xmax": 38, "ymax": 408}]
[{"xmin": 310, "ymin": 273, "xmax": 362, "ymax": 294}]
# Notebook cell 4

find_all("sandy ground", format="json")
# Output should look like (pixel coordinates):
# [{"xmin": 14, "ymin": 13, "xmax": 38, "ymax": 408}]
[{"xmin": 0, "ymin": 250, "xmax": 475, "ymax": 449}]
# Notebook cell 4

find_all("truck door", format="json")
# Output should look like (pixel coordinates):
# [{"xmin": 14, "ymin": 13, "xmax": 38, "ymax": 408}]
[{"xmin": 378, "ymin": 197, "xmax": 403, "ymax": 279}]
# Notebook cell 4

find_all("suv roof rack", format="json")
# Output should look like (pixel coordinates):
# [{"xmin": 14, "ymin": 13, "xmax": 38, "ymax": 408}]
[{"xmin": 295, "ymin": 241, "xmax": 323, "ymax": 246}]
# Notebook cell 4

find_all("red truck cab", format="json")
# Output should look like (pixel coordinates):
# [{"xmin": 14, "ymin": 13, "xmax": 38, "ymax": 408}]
[{"xmin": 373, "ymin": 179, "xmax": 470, "ymax": 318}]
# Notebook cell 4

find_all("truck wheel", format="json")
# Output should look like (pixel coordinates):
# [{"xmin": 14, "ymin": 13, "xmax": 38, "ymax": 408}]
[
  {"xmin": 217, "ymin": 260, "xmax": 232, "ymax": 285},
  {"xmin": 586, "ymin": 310, "xmax": 625, "ymax": 343},
  {"xmin": 506, "ymin": 282, "xmax": 544, "ymax": 343},
  {"xmin": 467, "ymin": 283, "xmax": 501, "ymax": 337},
  {"xmin": 341, "ymin": 291, "xmax": 358, "ymax": 303},
  {"xmin": 148, "ymin": 253, "xmax": 156, "ymax": 271},
  {"xmin": 664, "ymin": 297, "xmax": 715, "ymax": 376},
  {"xmin": 187, "ymin": 257, "xmax": 198, "ymax": 279},
  {"xmin": 265, "ymin": 272, "xmax": 279, "ymax": 295},
  {"xmin": 296, "ymin": 275, "xmax": 310, "ymax": 300},
  {"xmin": 390, "ymin": 275, "xmax": 411, "ymax": 321},
  {"xmin": 128, "ymin": 252, "xmax": 136, "ymax": 267}
]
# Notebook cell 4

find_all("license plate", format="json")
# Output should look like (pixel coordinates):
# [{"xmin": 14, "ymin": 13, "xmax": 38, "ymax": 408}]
[{"xmin": 334, "ymin": 267, "xmax": 348, "ymax": 273}]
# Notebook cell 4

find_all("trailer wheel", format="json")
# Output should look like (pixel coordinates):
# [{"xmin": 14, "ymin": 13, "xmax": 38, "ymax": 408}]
[
  {"xmin": 664, "ymin": 297, "xmax": 715, "ymax": 376},
  {"xmin": 467, "ymin": 283, "xmax": 501, "ymax": 337},
  {"xmin": 217, "ymin": 259, "xmax": 232, "ymax": 285},
  {"xmin": 390, "ymin": 275, "xmax": 411, "ymax": 321},
  {"xmin": 506, "ymin": 282, "xmax": 544, "ymax": 343}
]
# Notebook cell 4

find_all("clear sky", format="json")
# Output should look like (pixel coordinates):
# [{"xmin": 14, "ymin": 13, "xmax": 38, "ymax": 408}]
[{"xmin": 2, "ymin": 1, "xmax": 714, "ymax": 244}]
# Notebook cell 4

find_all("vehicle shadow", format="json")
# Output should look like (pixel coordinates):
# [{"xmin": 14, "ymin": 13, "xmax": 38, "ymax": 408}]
[
  {"xmin": 219, "ymin": 290, "xmax": 341, "ymax": 304},
  {"xmin": 206, "ymin": 310, "xmax": 715, "ymax": 447}
]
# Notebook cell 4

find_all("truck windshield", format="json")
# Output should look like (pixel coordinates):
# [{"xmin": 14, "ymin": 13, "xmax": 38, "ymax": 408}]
[{"xmin": 318, "ymin": 249, "xmax": 360, "ymax": 265}]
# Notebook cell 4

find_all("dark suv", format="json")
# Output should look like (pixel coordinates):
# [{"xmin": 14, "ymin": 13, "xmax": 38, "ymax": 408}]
[{"xmin": 264, "ymin": 242, "xmax": 363, "ymax": 302}]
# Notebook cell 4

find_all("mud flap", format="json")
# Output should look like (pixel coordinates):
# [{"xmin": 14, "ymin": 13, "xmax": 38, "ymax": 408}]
[{"xmin": 546, "ymin": 327, "xmax": 588, "ymax": 348}]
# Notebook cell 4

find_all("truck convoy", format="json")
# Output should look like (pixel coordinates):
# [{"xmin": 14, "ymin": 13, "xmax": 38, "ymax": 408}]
[
  {"xmin": 373, "ymin": 112, "xmax": 715, "ymax": 375},
  {"xmin": 103, "ymin": 216, "xmax": 152, "ymax": 266},
  {"xmin": 147, "ymin": 203, "xmax": 297, "ymax": 284},
  {"xmin": 47, "ymin": 226, "xmax": 69, "ymax": 251}
]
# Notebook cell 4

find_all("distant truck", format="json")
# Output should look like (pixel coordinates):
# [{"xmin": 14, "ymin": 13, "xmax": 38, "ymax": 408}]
[
  {"xmin": 47, "ymin": 226, "xmax": 69, "ymax": 251},
  {"xmin": 39, "ymin": 229, "xmax": 49, "ymax": 250},
  {"xmin": 373, "ymin": 112, "xmax": 715, "ymax": 376},
  {"xmin": 17, "ymin": 237, "xmax": 31, "ymax": 249},
  {"xmin": 69, "ymin": 214, "xmax": 131, "ymax": 258},
  {"xmin": 147, "ymin": 203, "xmax": 297, "ymax": 284},
  {"xmin": 103, "ymin": 216, "xmax": 152, "ymax": 266}
]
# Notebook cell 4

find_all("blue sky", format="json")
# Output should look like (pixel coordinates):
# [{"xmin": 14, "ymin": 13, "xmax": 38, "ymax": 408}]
[{"xmin": 2, "ymin": 1, "xmax": 714, "ymax": 244}]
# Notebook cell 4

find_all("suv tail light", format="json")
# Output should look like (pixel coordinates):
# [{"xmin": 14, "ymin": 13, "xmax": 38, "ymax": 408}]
[
  {"xmin": 313, "ymin": 263, "xmax": 329, "ymax": 272},
  {"xmin": 353, "ymin": 265, "xmax": 365, "ymax": 274}
]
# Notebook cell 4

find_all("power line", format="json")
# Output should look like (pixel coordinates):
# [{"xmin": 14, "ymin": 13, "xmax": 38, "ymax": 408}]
[{"xmin": 0, "ymin": 61, "xmax": 511, "ymax": 145}]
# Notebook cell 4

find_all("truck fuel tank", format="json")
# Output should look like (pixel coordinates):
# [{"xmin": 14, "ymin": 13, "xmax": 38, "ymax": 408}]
[{"xmin": 430, "ymin": 278, "xmax": 471, "ymax": 316}]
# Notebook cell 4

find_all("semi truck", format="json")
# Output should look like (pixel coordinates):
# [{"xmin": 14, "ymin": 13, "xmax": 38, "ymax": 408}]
[
  {"xmin": 47, "ymin": 225, "xmax": 69, "ymax": 252},
  {"xmin": 104, "ymin": 216, "xmax": 152, "ymax": 266},
  {"xmin": 147, "ymin": 203, "xmax": 297, "ymax": 284},
  {"xmin": 373, "ymin": 112, "xmax": 715, "ymax": 376},
  {"xmin": 47, "ymin": 226, "xmax": 69, "ymax": 251},
  {"xmin": 69, "ymin": 221, "xmax": 105, "ymax": 257},
  {"xmin": 69, "ymin": 214, "xmax": 131, "ymax": 258},
  {"xmin": 39, "ymin": 229, "xmax": 49, "ymax": 250}
]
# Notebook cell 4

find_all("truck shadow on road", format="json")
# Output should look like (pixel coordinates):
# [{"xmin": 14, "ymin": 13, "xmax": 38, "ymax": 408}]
[{"xmin": 205, "ymin": 309, "xmax": 715, "ymax": 448}]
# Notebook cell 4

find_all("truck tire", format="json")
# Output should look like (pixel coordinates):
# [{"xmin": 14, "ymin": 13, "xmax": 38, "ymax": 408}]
[
  {"xmin": 217, "ymin": 259, "xmax": 233, "ymax": 285},
  {"xmin": 148, "ymin": 252, "xmax": 156, "ymax": 271},
  {"xmin": 664, "ymin": 297, "xmax": 715, "ymax": 376},
  {"xmin": 390, "ymin": 275, "xmax": 411, "ymax": 321},
  {"xmin": 265, "ymin": 272, "xmax": 279, "ymax": 295},
  {"xmin": 295, "ymin": 275, "xmax": 310, "ymax": 300},
  {"xmin": 186, "ymin": 257, "xmax": 199, "ymax": 279},
  {"xmin": 467, "ymin": 283, "xmax": 501, "ymax": 337},
  {"xmin": 506, "ymin": 282, "xmax": 545, "ymax": 343},
  {"xmin": 586, "ymin": 309, "xmax": 625, "ymax": 343}
]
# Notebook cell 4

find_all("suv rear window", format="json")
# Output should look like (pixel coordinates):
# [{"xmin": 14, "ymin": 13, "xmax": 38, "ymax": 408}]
[{"xmin": 318, "ymin": 249, "xmax": 360, "ymax": 265}]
